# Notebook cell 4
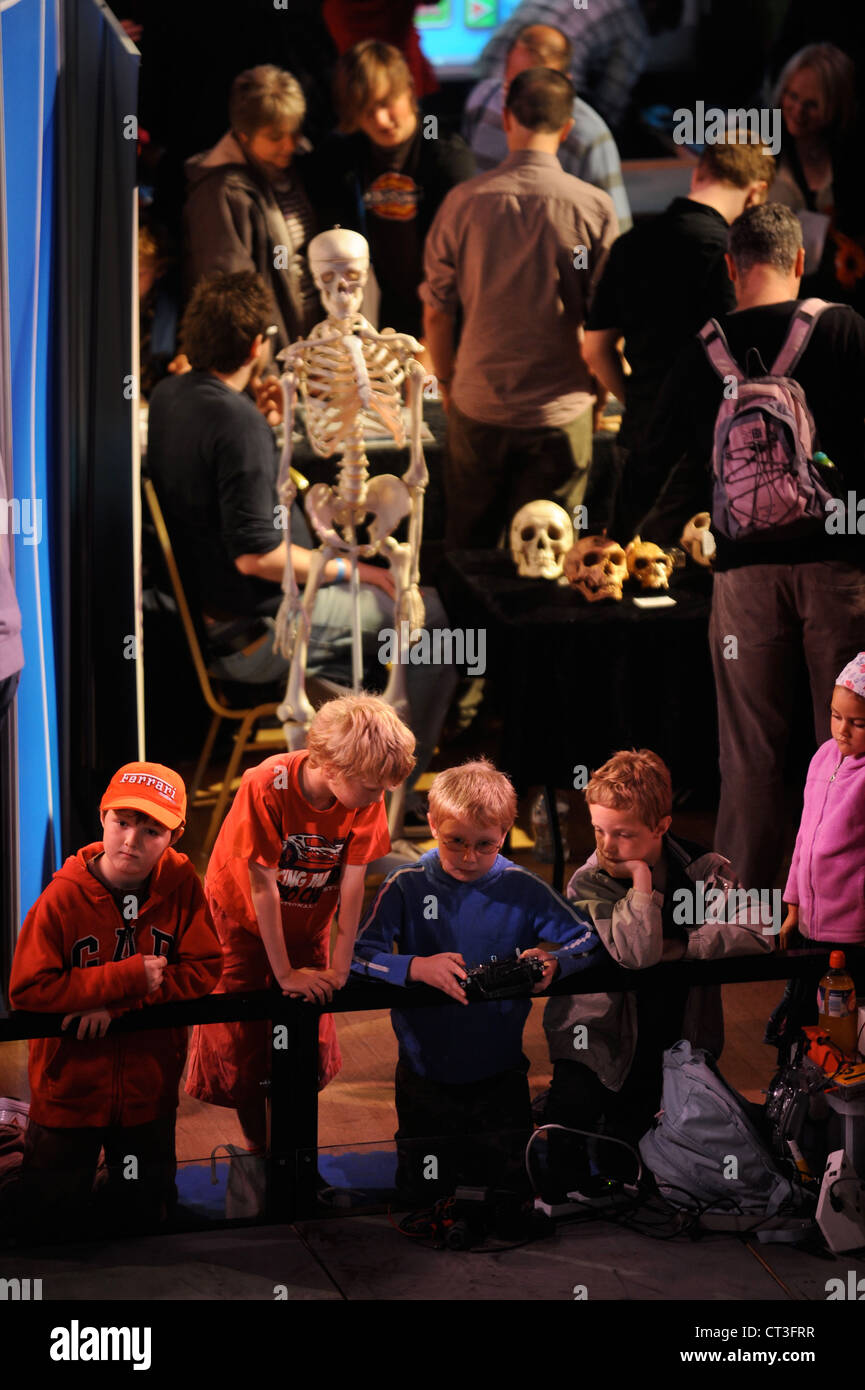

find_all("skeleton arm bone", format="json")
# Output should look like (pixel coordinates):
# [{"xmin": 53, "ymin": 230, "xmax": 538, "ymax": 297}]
[
  {"xmin": 273, "ymin": 367, "xmax": 302, "ymax": 657},
  {"xmin": 402, "ymin": 357, "xmax": 428, "ymax": 608},
  {"xmin": 404, "ymin": 356, "xmax": 429, "ymax": 494},
  {"xmin": 275, "ymin": 366, "xmax": 299, "ymax": 512}
]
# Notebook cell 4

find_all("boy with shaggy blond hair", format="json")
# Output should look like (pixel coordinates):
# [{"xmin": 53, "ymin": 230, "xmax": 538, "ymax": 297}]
[
  {"xmin": 186, "ymin": 694, "xmax": 416, "ymax": 1151},
  {"xmin": 543, "ymin": 748, "xmax": 771, "ymax": 1192},
  {"xmin": 352, "ymin": 758, "xmax": 601, "ymax": 1199}
]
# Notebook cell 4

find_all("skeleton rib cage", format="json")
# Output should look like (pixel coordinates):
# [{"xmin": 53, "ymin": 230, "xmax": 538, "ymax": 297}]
[{"xmin": 294, "ymin": 323, "xmax": 413, "ymax": 461}]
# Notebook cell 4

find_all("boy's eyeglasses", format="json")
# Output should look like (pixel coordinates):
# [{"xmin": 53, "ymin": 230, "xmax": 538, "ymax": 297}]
[{"xmin": 441, "ymin": 836, "xmax": 502, "ymax": 857}]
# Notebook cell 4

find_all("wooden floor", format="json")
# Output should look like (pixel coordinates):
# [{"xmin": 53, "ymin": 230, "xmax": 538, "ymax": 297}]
[{"xmin": 0, "ymin": 761, "xmax": 787, "ymax": 1164}]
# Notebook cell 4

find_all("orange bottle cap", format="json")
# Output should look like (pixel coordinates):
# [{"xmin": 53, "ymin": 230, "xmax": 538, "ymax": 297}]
[{"xmin": 829, "ymin": 950, "xmax": 846, "ymax": 970}]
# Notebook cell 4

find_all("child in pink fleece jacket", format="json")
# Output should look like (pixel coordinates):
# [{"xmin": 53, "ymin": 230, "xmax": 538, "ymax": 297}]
[{"xmin": 780, "ymin": 652, "xmax": 865, "ymax": 955}]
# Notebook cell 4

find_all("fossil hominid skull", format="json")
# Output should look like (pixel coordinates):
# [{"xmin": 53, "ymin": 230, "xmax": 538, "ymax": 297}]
[
  {"xmin": 509, "ymin": 500, "xmax": 574, "ymax": 580},
  {"xmin": 564, "ymin": 534, "xmax": 627, "ymax": 602},
  {"xmin": 625, "ymin": 537, "xmax": 674, "ymax": 591},
  {"xmin": 680, "ymin": 512, "xmax": 716, "ymax": 567}
]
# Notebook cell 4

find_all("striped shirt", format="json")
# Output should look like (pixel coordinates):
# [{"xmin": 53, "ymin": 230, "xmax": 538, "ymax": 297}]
[
  {"xmin": 271, "ymin": 174, "xmax": 320, "ymax": 331},
  {"xmin": 475, "ymin": 0, "xmax": 650, "ymax": 135},
  {"xmin": 463, "ymin": 78, "xmax": 632, "ymax": 232}
]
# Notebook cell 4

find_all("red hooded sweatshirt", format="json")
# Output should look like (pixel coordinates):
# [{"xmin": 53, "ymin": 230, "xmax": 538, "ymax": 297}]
[{"xmin": 9, "ymin": 844, "xmax": 222, "ymax": 1127}]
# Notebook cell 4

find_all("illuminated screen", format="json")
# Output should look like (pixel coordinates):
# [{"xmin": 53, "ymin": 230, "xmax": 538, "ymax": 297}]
[{"xmin": 416, "ymin": 0, "xmax": 524, "ymax": 71}]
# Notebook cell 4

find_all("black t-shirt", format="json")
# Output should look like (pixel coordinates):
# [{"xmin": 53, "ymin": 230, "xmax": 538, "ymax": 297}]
[
  {"xmin": 147, "ymin": 371, "xmax": 299, "ymax": 620},
  {"xmin": 636, "ymin": 301, "xmax": 865, "ymax": 569},
  {"xmin": 309, "ymin": 125, "xmax": 475, "ymax": 339},
  {"xmin": 361, "ymin": 130, "xmax": 424, "ymax": 337},
  {"xmin": 587, "ymin": 198, "xmax": 736, "ymax": 449}
]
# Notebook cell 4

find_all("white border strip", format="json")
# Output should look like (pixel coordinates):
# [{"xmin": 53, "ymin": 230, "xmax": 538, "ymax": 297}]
[
  {"xmin": 132, "ymin": 186, "xmax": 144, "ymax": 756},
  {"xmin": 28, "ymin": 0, "xmax": 55, "ymax": 835}
]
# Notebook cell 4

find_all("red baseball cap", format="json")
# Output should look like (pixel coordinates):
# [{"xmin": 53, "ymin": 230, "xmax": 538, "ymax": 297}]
[{"xmin": 100, "ymin": 762, "xmax": 187, "ymax": 830}]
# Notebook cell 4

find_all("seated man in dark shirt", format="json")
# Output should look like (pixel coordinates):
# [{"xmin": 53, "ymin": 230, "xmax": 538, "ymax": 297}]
[
  {"xmin": 146, "ymin": 270, "xmax": 457, "ymax": 786},
  {"xmin": 583, "ymin": 139, "xmax": 774, "ymax": 536},
  {"xmin": 631, "ymin": 203, "xmax": 865, "ymax": 891}
]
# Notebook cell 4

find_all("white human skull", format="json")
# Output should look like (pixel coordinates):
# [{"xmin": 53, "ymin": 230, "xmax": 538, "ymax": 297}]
[
  {"xmin": 509, "ymin": 501, "xmax": 574, "ymax": 579},
  {"xmin": 564, "ymin": 535, "xmax": 627, "ymax": 602},
  {"xmin": 308, "ymin": 227, "xmax": 369, "ymax": 320},
  {"xmin": 680, "ymin": 512, "xmax": 716, "ymax": 567},
  {"xmin": 625, "ymin": 537, "xmax": 674, "ymax": 591}
]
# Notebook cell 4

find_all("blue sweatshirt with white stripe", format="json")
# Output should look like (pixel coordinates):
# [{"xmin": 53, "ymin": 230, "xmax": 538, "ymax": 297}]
[{"xmin": 351, "ymin": 850, "xmax": 603, "ymax": 1084}]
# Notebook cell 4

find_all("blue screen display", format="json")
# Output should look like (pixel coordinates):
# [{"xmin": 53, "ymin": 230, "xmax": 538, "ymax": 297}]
[{"xmin": 416, "ymin": 0, "xmax": 524, "ymax": 70}]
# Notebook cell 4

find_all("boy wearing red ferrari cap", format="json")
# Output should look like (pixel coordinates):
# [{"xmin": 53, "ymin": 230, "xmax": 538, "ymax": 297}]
[{"xmin": 9, "ymin": 761, "xmax": 221, "ymax": 1239}]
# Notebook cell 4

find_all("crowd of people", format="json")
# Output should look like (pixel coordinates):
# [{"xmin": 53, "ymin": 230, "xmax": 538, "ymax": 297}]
[{"xmin": 5, "ymin": 3, "xmax": 865, "ymax": 1236}]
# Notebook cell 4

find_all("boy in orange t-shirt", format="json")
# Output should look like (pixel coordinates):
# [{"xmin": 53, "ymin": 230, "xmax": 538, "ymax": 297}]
[{"xmin": 186, "ymin": 694, "xmax": 416, "ymax": 1149}]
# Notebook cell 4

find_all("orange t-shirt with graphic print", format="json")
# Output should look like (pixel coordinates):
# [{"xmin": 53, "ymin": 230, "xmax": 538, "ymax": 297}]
[
  {"xmin": 187, "ymin": 750, "xmax": 390, "ymax": 1106},
  {"xmin": 206, "ymin": 749, "xmax": 390, "ymax": 931}
]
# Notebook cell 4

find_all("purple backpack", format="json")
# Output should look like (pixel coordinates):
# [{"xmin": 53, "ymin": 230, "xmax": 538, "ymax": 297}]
[{"xmin": 699, "ymin": 298, "xmax": 836, "ymax": 540}]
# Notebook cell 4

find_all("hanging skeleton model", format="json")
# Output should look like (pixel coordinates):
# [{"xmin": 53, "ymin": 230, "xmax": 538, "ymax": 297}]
[{"xmin": 273, "ymin": 227, "xmax": 429, "ymax": 748}]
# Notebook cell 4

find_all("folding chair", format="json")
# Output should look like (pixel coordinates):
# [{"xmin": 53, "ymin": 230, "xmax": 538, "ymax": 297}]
[{"xmin": 144, "ymin": 477, "xmax": 293, "ymax": 856}]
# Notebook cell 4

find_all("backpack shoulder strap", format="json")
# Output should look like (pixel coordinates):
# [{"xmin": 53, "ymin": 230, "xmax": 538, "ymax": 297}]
[
  {"xmin": 771, "ymin": 297, "xmax": 833, "ymax": 376},
  {"xmin": 698, "ymin": 318, "xmax": 743, "ymax": 382}
]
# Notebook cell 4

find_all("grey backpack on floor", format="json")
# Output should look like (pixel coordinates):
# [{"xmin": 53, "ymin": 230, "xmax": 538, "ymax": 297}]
[{"xmin": 639, "ymin": 1041, "xmax": 806, "ymax": 1217}]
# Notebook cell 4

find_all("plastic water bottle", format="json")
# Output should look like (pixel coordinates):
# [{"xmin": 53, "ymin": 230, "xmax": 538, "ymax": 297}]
[
  {"xmin": 817, "ymin": 951, "xmax": 858, "ymax": 1058},
  {"xmin": 530, "ymin": 793, "xmax": 569, "ymax": 863}
]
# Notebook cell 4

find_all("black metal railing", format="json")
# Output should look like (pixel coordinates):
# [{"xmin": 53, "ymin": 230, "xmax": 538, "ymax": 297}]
[{"xmin": 0, "ymin": 949, "xmax": 830, "ymax": 1224}]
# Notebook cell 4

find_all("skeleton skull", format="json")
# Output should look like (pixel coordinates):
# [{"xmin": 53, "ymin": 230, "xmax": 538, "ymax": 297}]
[
  {"xmin": 308, "ymin": 227, "xmax": 369, "ymax": 321},
  {"xmin": 680, "ymin": 512, "xmax": 717, "ymax": 567},
  {"xmin": 564, "ymin": 535, "xmax": 628, "ymax": 602},
  {"xmin": 509, "ymin": 501, "xmax": 574, "ymax": 580},
  {"xmin": 625, "ymin": 537, "xmax": 674, "ymax": 591}
]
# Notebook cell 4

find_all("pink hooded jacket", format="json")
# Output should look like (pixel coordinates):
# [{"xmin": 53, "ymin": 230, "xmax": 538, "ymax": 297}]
[{"xmin": 785, "ymin": 738, "xmax": 865, "ymax": 943}]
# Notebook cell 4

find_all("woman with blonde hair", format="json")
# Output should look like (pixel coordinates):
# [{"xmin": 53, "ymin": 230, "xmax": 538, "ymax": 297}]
[
  {"xmin": 768, "ymin": 43, "xmax": 865, "ymax": 301},
  {"xmin": 769, "ymin": 43, "xmax": 855, "ymax": 215}
]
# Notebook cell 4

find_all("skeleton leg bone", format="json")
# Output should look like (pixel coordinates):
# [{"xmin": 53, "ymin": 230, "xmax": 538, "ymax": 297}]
[
  {"xmin": 277, "ymin": 545, "xmax": 332, "ymax": 745},
  {"xmin": 379, "ymin": 537, "xmax": 418, "ymax": 840},
  {"xmin": 346, "ymin": 524, "xmax": 363, "ymax": 691}
]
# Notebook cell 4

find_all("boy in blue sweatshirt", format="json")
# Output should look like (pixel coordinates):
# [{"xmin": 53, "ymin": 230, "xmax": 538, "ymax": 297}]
[{"xmin": 352, "ymin": 759, "xmax": 602, "ymax": 1200}]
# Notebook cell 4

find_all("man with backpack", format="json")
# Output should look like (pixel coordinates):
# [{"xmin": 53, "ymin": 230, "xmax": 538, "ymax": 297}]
[
  {"xmin": 583, "ymin": 139, "xmax": 774, "ymax": 537},
  {"xmin": 634, "ymin": 203, "xmax": 865, "ymax": 892}
]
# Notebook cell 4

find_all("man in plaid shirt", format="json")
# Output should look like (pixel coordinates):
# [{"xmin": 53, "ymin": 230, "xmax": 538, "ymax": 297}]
[
  {"xmin": 464, "ymin": 22, "xmax": 631, "ymax": 231},
  {"xmin": 477, "ymin": 0, "xmax": 680, "ymax": 136}
]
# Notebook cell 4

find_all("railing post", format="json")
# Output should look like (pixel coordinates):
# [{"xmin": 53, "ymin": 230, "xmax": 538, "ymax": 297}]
[{"xmin": 267, "ymin": 1003, "xmax": 320, "ymax": 1222}]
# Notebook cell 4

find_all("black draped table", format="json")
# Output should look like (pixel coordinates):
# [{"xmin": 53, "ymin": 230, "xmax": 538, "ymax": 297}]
[{"xmin": 437, "ymin": 551, "xmax": 718, "ymax": 884}]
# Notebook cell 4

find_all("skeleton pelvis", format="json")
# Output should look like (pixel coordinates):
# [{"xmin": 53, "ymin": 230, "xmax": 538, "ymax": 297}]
[{"xmin": 305, "ymin": 474, "xmax": 411, "ymax": 552}]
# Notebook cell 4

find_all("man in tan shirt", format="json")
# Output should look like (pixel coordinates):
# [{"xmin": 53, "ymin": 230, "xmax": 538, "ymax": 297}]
[{"xmin": 421, "ymin": 66, "xmax": 618, "ymax": 549}]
